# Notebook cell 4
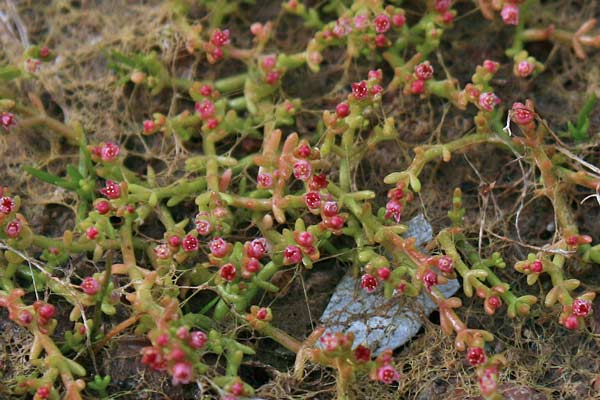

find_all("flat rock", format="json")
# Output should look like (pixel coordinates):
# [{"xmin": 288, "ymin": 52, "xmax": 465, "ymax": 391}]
[{"xmin": 319, "ymin": 214, "xmax": 460, "ymax": 354}]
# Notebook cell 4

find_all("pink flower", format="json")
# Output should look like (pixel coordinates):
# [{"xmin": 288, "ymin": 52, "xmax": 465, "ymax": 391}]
[
  {"xmin": 0, "ymin": 196, "xmax": 15, "ymax": 214},
  {"xmin": 295, "ymin": 231, "xmax": 315, "ymax": 247},
  {"xmin": 154, "ymin": 244, "xmax": 171, "ymax": 259},
  {"xmin": 510, "ymin": 102, "xmax": 535, "ymax": 125},
  {"xmin": 182, "ymin": 235, "xmax": 199, "ymax": 252},
  {"xmin": 293, "ymin": 159, "xmax": 312, "ymax": 181},
  {"xmin": 478, "ymin": 367, "xmax": 498, "ymax": 396},
  {"xmin": 332, "ymin": 18, "xmax": 352, "ymax": 38},
  {"xmin": 220, "ymin": 263, "xmax": 237, "ymax": 281},
  {"xmin": 100, "ymin": 180, "xmax": 121, "ymax": 199},
  {"xmin": 195, "ymin": 100, "xmax": 216, "ymax": 120},
  {"xmin": 516, "ymin": 60, "xmax": 535, "ymax": 77},
  {"xmin": 422, "ymin": 270, "xmax": 438, "ymax": 290},
  {"xmin": 322, "ymin": 200, "xmax": 339, "ymax": 217},
  {"xmin": 209, "ymin": 237, "xmax": 229, "ymax": 258},
  {"xmin": 261, "ymin": 55, "xmax": 277, "ymax": 71},
  {"xmin": 437, "ymin": 256, "xmax": 454, "ymax": 273},
  {"xmin": 478, "ymin": 92, "xmax": 501, "ymax": 111},
  {"xmin": 296, "ymin": 143, "xmax": 311, "ymax": 158},
  {"xmin": 319, "ymin": 332, "xmax": 339, "ymax": 351},
  {"xmin": 5, "ymin": 219, "xmax": 22, "ymax": 238},
  {"xmin": 1, "ymin": 112, "xmax": 15, "ymax": 129},
  {"xmin": 500, "ymin": 4, "xmax": 519, "ymax": 25},
  {"xmin": 81, "ymin": 277, "xmax": 101, "ymax": 295},
  {"xmin": 385, "ymin": 199, "xmax": 403, "ymax": 223},
  {"xmin": 572, "ymin": 299, "xmax": 592, "ymax": 317},
  {"xmin": 360, "ymin": 273, "xmax": 378, "ymax": 293},
  {"xmin": 309, "ymin": 173, "xmax": 328, "ymax": 190},
  {"xmin": 414, "ymin": 61, "xmax": 434, "ymax": 80},
  {"xmin": 467, "ymin": 347, "xmax": 486, "ymax": 366},
  {"xmin": 199, "ymin": 85, "xmax": 213, "ymax": 97},
  {"xmin": 376, "ymin": 365, "xmax": 400, "ymax": 384},
  {"xmin": 351, "ymin": 81, "xmax": 369, "ymax": 100},
  {"xmin": 374, "ymin": 14, "xmax": 391, "ymax": 34},
  {"xmin": 354, "ymin": 14, "xmax": 368, "ymax": 30},
  {"xmin": 171, "ymin": 362, "xmax": 193, "ymax": 385},
  {"xmin": 18, "ymin": 310, "xmax": 33, "ymax": 325},
  {"xmin": 195, "ymin": 216, "xmax": 213, "ymax": 236},
  {"xmin": 211, "ymin": 29, "xmax": 230, "ymax": 47},
  {"xmin": 246, "ymin": 238, "xmax": 268, "ymax": 259},
  {"xmin": 189, "ymin": 331, "xmax": 208, "ymax": 349},
  {"xmin": 483, "ymin": 60, "xmax": 500, "ymax": 74},
  {"xmin": 304, "ymin": 191, "xmax": 321, "ymax": 209},
  {"xmin": 283, "ymin": 245, "xmax": 302, "ymax": 264},
  {"xmin": 257, "ymin": 171, "xmax": 274, "ymax": 189},
  {"xmin": 100, "ymin": 142, "xmax": 120, "ymax": 161}
]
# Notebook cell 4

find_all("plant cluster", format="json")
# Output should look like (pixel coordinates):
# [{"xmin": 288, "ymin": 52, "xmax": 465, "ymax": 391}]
[{"xmin": 1, "ymin": 1, "xmax": 600, "ymax": 399}]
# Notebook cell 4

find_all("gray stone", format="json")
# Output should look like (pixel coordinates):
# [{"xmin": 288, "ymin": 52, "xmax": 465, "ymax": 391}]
[{"xmin": 319, "ymin": 214, "xmax": 460, "ymax": 354}]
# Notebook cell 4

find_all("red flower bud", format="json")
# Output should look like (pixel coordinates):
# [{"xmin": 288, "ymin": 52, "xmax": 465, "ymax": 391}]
[
  {"xmin": 0, "ymin": 196, "xmax": 15, "ymax": 214},
  {"xmin": 295, "ymin": 231, "xmax": 315, "ymax": 247},
  {"xmin": 189, "ymin": 331, "xmax": 208, "ymax": 349},
  {"xmin": 86, "ymin": 226, "xmax": 99, "ymax": 240},
  {"xmin": 38, "ymin": 303, "xmax": 56, "ymax": 320},
  {"xmin": 95, "ymin": 200, "xmax": 110, "ymax": 214},
  {"xmin": 304, "ymin": 191, "xmax": 321, "ymax": 209},
  {"xmin": 335, "ymin": 102, "xmax": 350, "ymax": 118},
  {"xmin": 377, "ymin": 267, "xmax": 391, "ymax": 281},
  {"xmin": 283, "ymin": 245, "xmax": 302, "ymax": 264},
  {"xmin": 81, "ymin": 277, "xmax": 101, "ymax": 295}
]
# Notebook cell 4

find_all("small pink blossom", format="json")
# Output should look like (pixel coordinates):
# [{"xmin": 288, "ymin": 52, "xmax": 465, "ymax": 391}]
[
  {"xmin": 293, "ymin": 159, "xmax": 312, "ymax": 181},
  {"xmin": 171, "ymin": 362, "xmax": 193, "ymax": 385},
  {"xmin": 100, "ymin": 142, "xmax": 120, "ymax": 161},
  {"xmin": 478, "ymin": 92, "xmax": 501, "ymax": 112},
  {"xmin": 500, "ymin": 4, "xmax": 519, "ymax": 25},
  {"xmin": 516, "ymin": 60, "xmax": 535, "ymax": 77},
  {"xmin": 374, "ymin": 14, "xmax": 391, "ymax": 34},
  {"xmin": 376, "ymin": 365, "xmax": 400, "ymax": 384},
  {"xmin": 100, "ymin": 180, "xmax": 121, "ymax": 199}
]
